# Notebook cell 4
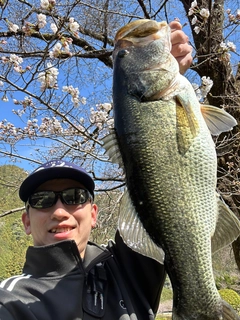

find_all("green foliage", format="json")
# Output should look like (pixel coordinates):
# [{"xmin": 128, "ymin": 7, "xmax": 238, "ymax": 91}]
[
  {"xmin": 160, "ymin": 287, "xmax": 173, "ymax": 302},
  {"xmin": 0, "ymin": 213, "xmax": 33, "ymax": 280},
  {"xmin": 215, "ymin": 273, "xmax": 239, "ymax": 290},
  {"xmin": 90, "ymin": 190, "xmax": 121, "ymax": 244},
  {"xmin": 213, "ymin": 246, "xmax": 240, "ymax": 293},
  {"xmin": 0, "ymin": 165, "xmax": 32, "ymax": 280},
  {"xmin": 219, "ymin": 289, "xmax": 240, "ymax": 315}
]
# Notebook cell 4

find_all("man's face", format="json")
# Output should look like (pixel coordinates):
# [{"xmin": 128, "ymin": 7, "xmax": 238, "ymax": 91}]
[{"xmin": 22, "ymin": 179, "xmax": 98, "ymax": 258}]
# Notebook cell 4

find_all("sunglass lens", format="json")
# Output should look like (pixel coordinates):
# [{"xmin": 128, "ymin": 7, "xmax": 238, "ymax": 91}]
[
  {"xmin": 62, "ymin": 188, "xmax": 88, "ymax": 205},
  {"xmin": 30, "ymin": 191, "xmax": 56, "ymax": 208}
]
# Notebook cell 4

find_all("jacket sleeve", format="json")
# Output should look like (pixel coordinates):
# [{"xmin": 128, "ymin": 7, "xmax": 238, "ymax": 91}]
[
  {"xmin": 0, "ymin": 290, "xmax": 38, "ymax": 320},
  {"xmin": 111, "ymin": 230, "xmax": 166, "ymax": 314},
  {"xmin": 0, "ymin": 304, "xmax": 17, "ymax": 320}
]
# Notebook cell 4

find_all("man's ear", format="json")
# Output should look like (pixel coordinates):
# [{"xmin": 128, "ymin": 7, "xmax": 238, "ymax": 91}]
[
  {"xmin": 91, "ymin": 203, "xmax": 98, "ymax": 228},
  {"xmin": 22, "ymin": 212, "xmax": 31, "ymax": 235}
]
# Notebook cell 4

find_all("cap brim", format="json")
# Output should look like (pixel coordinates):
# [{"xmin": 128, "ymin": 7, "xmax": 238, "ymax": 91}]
[{"xmin": 19, "ymin": 167, "xmax": 95, "ymax": 202}]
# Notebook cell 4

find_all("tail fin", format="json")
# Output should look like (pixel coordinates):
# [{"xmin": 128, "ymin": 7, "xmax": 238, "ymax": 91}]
[{"xmin": 171, "ymin": 300, "xmax": 240, "ymax": 320}]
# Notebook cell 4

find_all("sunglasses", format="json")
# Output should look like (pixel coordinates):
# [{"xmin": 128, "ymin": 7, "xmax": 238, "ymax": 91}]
[{"xmin": 27, "ymin": 188, "xmax": 92, "ymax": 209}]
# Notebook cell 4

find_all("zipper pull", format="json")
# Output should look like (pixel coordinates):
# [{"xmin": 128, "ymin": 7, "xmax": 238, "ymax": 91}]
[
  {"xmin": 94, "ymin": 291, "xmax": 98, "ymax": 306},
  {"xmin": 94, "ymin": 292, "xmax": 104, "ymax": 309},
  {"xmin": 99, "ymin": 293, "xmax": 104, "ymax": 310}
]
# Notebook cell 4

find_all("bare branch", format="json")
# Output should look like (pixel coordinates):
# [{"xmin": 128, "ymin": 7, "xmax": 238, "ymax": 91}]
[{"xmin": 0, "ymin": 207, "xmax": 25, "ymax": 218}]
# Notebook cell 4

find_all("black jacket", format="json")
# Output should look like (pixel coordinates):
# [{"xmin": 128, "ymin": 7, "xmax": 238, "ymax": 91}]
[{"xmin": 0, "ymin": 232, "xmax": 165, "ymax": 320}]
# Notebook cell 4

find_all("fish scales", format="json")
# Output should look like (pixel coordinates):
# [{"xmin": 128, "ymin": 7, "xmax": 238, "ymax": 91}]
[
  {"xmin": 104, "ymin": 19, "xmax": 240, "ymax": 319},
  {"xmin": 114, "ymin": 83, "xmax": 219, "ymax": 317}
]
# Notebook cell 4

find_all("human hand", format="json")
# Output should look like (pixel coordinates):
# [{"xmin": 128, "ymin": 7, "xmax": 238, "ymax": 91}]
[{"xmin": 170, "ymin": 20, "xmax": 193, "ymax": 74}]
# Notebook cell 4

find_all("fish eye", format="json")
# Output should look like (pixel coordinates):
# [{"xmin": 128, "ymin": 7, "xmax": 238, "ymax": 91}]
[{"xmin": 118, "ymin": 49, "xmax": 129, "ymax": 58}]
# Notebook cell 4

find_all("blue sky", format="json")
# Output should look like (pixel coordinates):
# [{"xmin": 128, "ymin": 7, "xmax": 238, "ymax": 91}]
[{"xmin": 0, "ymin": 2, "xmax": 239, "ymax": 173}]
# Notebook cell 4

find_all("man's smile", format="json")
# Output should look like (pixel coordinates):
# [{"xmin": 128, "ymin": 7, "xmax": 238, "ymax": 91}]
[{"xmin": 49, "ymin": 227, "xmax": 74, "ymax": 234}]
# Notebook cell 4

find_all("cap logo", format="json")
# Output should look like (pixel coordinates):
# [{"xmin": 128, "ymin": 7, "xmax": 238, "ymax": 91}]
[{"xmin": 33, "ymin": 160, "xmax": 77, "ymax": 173}]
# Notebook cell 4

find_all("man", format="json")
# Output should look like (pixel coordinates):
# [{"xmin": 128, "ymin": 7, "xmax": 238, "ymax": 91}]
[
  {"xmin": 1, "ymin": 159, "xmax": 167, "ymax": 320},
  {"xmin": 0, "ymin": 23, "xmax": 192, "ymax": 320}
]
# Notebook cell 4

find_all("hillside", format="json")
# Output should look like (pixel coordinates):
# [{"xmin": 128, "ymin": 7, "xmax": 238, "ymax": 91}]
[{"xmin": 0, "ymin": 165, "xmax": 32, "ymax": 280}]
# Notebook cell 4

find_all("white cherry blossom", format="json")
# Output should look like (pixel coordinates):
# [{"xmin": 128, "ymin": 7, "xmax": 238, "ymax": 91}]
[
  {"xmin": 40, "ymin": 0, "xmax": 49, "ymax": 9},
  {"xmin": 10, "ymin": 54, "xmax": 23, "ymax": 65},
  {"xmin": 9, "ymin": 23, "xmax": 19, "ymax": 33},
  {"xmin": 49, "ymin": 42, "xmax": 62, "ymax": 58},
  {"xmin": 50, "ymin": 23, "xmax": 58, "ymax": 33},
  {"xmin": 188, "ymin": 0, "xmax": 197, "ymax": 15},
  {"xmin": 191, "ymin": 0, "xmax": 197, "ymax": 8},
  {"xmin": 191, "ymin": 16, "xmax": 197, "ymax": 25},
  {"xmin": 236, "ymin": 9, "xmax": 240, "ymax": 19},
  {"xmin": 81, "ymin": 97, "xmax": 87, "ymax": 105},
  {"xmin": 194, "ymin": 26, "xmax": 200, "ymax": 34},
  {"xmin": 38, "ymin": 62, "xmax": 59, "ymax": 90},
  {"xmin": 220, "ymin": 42, "xmax": 228, "ymax": 50},
  {"xmin": 200, "ymin": 76, "xmax": 213, "ymax": 98},
  {"xmin": 69, "ymin": 17, "xmax": 79, "ymax": 33},
  {"xmin": 1, "ymin": 56, "xmax": 9, "ymax": 63},
  {"xmin": 37, "ymin": 14, "xmax": 47, "ymax": 29},
  {"xmin": 200, "ymin": 8, "xmax": 210, "ymax": 19},
  {"xmin": 227, "ymin": 41, "xmax": 236, "ymax": 52},
  {"xmin": 62, "ymin": 85, "xmax": 81, "ymax": 107}
]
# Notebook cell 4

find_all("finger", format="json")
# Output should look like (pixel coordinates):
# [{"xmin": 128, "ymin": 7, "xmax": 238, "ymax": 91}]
[
  {"xmin": 175, "ymin": 53, "xmax": 193, "ymax": 74},
  {"xmin": 171, "ymin": 30, "xmax": 189, "ymax": 45},
  {"xmin": 169, "ymin": 20, "xmax": 182, "ymax": 31},
  {"xmin": 171, "ymin": 43, "xmax": 192, "ymax": 58}
]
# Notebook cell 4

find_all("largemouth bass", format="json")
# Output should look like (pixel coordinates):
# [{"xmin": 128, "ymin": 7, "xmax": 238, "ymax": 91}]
[{"xmin": 103, "ymin": 19, "xmax": 240, "ymax": 319}]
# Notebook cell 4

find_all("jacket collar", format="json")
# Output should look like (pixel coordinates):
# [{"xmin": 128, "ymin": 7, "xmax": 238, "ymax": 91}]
[
  {"xmin": 23, "ymin": 240, "xmax": 112, "ymax": 277},
  {"xmin": 83, "ymin": 241, "xmax": 112, "ymax": 272}
]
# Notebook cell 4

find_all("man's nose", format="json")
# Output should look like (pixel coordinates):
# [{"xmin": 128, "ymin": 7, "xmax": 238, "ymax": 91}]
[{"xmin": 50, "ymin": 198, "xmax": 70, "ymax": 220}]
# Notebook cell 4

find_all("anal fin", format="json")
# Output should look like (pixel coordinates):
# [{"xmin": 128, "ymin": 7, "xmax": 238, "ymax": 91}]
[{"xmin": 212, "ymin": 194, "xmax": 240, "ymax": 254}]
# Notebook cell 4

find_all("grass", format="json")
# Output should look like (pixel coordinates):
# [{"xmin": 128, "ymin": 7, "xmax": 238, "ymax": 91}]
[
  {"xmin": 156, "ymin": 286, "xmax": 173, "ymax": 319},
  {"xmin": 160, "ymin": 287, "xmax": 173, "ymax": 301}
]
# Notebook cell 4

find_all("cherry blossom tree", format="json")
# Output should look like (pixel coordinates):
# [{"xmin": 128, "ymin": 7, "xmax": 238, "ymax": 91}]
[
  {"xmin": 0, "ymin": 0, "xmax": 240, "ymax": 266},
  {"xmin": 0, "ymin": 0, "xmax": 124, "ymax": 191}
]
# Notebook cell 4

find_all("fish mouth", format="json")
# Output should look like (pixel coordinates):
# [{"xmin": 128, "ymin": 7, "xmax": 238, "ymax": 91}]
[{"xmin": 114, "ymin": 19, "xmax": 168, "ymax": 48}]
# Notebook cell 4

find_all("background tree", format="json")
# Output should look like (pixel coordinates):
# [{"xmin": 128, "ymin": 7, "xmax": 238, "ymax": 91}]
[{"xmin": 0, "ymin": 0, "xmax": 239, "ymax": 268}]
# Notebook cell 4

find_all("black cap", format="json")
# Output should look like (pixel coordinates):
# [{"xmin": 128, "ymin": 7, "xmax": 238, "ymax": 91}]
[{"xmin": 19, "ymin": 159, "xmax": 95, "ymax": 202}]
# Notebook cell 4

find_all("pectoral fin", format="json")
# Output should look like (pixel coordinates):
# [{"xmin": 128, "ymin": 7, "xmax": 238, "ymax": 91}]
[
  {"xmin": 212, "ymin": 194, "xmax": 240, "ymax": 254},
  {"xmin": 176, "ymin": 100, "xmax": 200, "ymax": 155},
  {"xmin": 118, "ymin": 189, "xmax": 165, "ymax": 264},
  {"xmin": 201, "ymin": 105, "xmax": 237, "ymax": 135}
]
